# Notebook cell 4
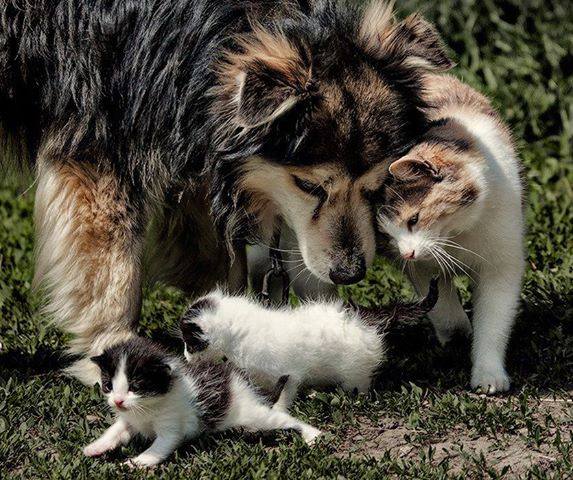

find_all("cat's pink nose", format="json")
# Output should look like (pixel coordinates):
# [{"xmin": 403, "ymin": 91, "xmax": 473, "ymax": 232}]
[
  {"xmin": 402, "ymin": 250, "xmax": 416, "ymax": 260},
  {"xmin": 114, "ymin": 399, "xmax": 125, "ymax": 409}
]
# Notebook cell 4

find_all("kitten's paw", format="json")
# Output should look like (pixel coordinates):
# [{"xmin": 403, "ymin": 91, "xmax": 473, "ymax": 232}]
[
  {"xmin": 124, "ymin": 454, "xmax": 162, "ymax": 468},
  {"xmin": 302, "ymin": 427, "xmax": 322, "ymax": 446},
  {"xmin": 83, "ymin": 441, "xmax": 113, "ymax": 457},
  {"xmin": 471, "ymin": 364, "xmax": 510, "ymax": 394}
]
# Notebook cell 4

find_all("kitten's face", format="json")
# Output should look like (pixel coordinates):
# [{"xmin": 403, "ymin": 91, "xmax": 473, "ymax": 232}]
[
  {"xmin": 180, "ymin": 297, "xmax": 226, "ymax": 364},
  {"xmin": 91, "ymin": 339, "xmax": 172, "ymax": 413},
  {"xmin": 378, "ymin": 140, "xmax": 484, "ymax": 262}
]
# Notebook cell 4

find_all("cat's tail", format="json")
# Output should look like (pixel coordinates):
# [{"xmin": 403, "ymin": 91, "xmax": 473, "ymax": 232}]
[{"xmin": 355, "ymin": 277, "xmax": 439, "ymax": 333}]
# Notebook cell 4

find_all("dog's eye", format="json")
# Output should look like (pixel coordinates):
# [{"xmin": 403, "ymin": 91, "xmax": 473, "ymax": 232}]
[
  {"xmin": 101, "ymin": 380, "xmax": 112, "ymax": 393},
  {"xmin": 407, "ymin": 213, "xmax": 419, "ymax": 230},
  {"xmin": 292, "ymin": 176, "xmax": 325, "ymax": 197}
]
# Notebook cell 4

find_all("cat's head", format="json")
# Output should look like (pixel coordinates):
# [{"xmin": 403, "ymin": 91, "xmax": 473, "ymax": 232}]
[
  {"xmin": 180, "ymin": 296, "xmax": 226, "ymax": 364},
  {"xmin": 90, "ymin": 337, "xmax": 173, "ymax": 412},
  {"xmin": 377, "ymin": 119, "xmax": 485, "ymax": 262}
]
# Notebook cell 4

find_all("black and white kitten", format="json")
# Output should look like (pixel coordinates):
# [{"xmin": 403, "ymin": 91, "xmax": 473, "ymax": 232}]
[
  {"xmin": 181, "ymin": 280, "xmax": 438, "ymax": 411},
  {"xmin": 83, "ymin": 337, "xmax": 322, "ymax": 467}
]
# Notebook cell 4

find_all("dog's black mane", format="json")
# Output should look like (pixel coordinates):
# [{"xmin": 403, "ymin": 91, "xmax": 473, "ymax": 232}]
[{"xmin": 0, "ymin": 0, "xmax": 430, "ymax": 243}]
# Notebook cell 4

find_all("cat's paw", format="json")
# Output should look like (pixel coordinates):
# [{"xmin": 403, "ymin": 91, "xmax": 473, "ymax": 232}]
[
  {"xmin": 124, "ymin": 454, "xmax": 162, "ymax": 468},
  {"xmin": 83, "ymin": 441, "xmax": 113, "ymax": 457},
  {"xmin": 302, "ymin": 427, "xmax": 322, "ymax": 446},
  {"xmin": 471, "ymin": 363, "xmax": 510, "ymax": 394}
]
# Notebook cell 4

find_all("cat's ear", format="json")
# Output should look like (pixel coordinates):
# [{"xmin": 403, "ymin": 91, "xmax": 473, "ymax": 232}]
[
  {"xmin": 389, "ymin": 157, "xmax": 443, "ymax": 182},
  {"xmin": 220, "ymin": 27, "xmax": 316, "ymax": 128},
  {"xmin": 359, "ymin": 2, "xmax": 454, "ymax": 71},
  {"xmin": 180, "ymin": 320, "xmax": 210, "ymax": 353}
]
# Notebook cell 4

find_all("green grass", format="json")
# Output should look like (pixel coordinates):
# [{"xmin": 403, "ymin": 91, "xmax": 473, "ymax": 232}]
[{"xmin": 1, "ymin": 0, "xmax": 572, "ymax": 478}]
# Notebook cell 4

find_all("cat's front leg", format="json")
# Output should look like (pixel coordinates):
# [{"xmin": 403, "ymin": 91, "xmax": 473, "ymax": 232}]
[
  {"xmin": 126, "ymin": 433, "xmax": 183, "ymax": 467},
  {"xmin": 83, "ymin": 418, "xmax": 132, "ymax": 457},
  {"xmin": 471, "ymin": 263, "xmax": 523, "ymax": 393},
  {"xmin": 408, "ymin": 265, "xmax": 472, "ymax": 345}
]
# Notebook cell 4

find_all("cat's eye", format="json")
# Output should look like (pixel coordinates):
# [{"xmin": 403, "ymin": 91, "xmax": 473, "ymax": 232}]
[
  {"xmin": 101, "ymin": 380, "xmax": 112, "ymax": 393},
  {"xmin": 407, "ymin": 213, "xmax": 419, "ymax": 231},
  {"xmin": 292, "ymin": 176, "xmax": 325, "ymax": 197}
]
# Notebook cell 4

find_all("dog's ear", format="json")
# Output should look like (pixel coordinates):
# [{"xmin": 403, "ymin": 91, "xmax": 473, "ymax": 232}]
[
  {"xmin": 359, "ymin": 2, "xmax": 454, "ymax": 71},
  {"xmin": 220, "ymin": 28, "xmax": 316, "ymax": 128}
]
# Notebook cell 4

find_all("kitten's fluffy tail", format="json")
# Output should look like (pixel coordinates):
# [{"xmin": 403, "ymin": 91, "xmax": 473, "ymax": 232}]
[{"xmin": 357, "ymin": 278, "xmax": 439, "ymax": 332}]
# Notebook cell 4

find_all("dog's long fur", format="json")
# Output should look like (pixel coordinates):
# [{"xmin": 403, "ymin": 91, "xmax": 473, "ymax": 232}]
[{"xmin": 0, "ymin": 0, "xmax": 455, "ymax": 382}]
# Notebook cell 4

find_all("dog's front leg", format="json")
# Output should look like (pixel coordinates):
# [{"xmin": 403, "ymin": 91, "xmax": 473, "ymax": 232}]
[{"xmin": 34, "ymin": 159, "xmax": 145, "ymax": 384}]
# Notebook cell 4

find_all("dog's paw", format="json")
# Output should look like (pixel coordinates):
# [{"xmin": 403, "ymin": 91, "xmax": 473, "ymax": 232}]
[{"xmin": 471, "ymin": 363, "xmax": 510, "ymax": 394}]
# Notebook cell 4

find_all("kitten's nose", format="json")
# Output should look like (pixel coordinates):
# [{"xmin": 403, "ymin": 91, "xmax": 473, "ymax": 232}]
[
  {"xmin": 114, "ymin": 399, "xmax": 125, "ymax": 409},
  {"xmin": 402, "ymin": 250, "xmax": 416, "ymax": 260}
]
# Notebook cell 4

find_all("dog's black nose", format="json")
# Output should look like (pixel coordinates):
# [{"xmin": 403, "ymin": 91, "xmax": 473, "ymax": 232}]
[{"xmin": 329, "ymin": 257, "xmax": 366, "ymax": 285}]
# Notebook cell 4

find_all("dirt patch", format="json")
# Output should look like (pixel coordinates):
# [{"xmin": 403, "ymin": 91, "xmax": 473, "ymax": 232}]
[{"xmin": 335, "ymin": 396, "xmax": 572, "ymax": 476}]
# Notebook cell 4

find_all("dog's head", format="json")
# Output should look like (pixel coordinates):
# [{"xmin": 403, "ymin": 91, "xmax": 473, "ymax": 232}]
[{"xmin": 211, "ymin": 1, "xmax": 453, "ymax": 284}]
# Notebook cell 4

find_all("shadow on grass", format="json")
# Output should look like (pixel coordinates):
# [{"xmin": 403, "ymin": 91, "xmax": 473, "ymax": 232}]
[
  {"xmin": 0, "ymin": 345, "xmax": 70, "ymax": 377},
  {"xmin": 375, "ymin": 291, "xmax": 573, "ymax": 393}
]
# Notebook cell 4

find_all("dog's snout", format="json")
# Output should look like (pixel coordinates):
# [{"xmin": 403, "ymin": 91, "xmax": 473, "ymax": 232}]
[{"xmin": 329, "ymin": 256, "xmax": 366, "ymax": 285}]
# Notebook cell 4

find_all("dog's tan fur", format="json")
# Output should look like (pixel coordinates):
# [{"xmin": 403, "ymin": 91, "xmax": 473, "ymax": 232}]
[{"xmin": 34, "ymin": 159, "xmax": 143, "ymax": 382}]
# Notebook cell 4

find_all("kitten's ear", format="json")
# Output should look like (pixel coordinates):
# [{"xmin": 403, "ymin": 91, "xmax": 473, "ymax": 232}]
[
  {"xmin": 389, "ymin": 157, "xmax": 443, "ymax": 182},
  {"xmin": 151, "ymin": 361, "xmax": 172, "ymax": 378},
  {"xmin": 220, "ymin": 27, "xmax": 316, "ymax": 128},
  {"xmin": 359, "ymin": 2, "xmax": 454, "ymax": 71},
  {"xmin": 180, "ymin": 320, "xmax": 210, "ymax": 353},
  {"xmin": 90, "ymin": 353, "xmax": 107, "ymax": 369}
]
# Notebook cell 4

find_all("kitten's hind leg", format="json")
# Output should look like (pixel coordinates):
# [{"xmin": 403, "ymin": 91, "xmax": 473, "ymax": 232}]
[
  {"xmin": 237, "ymin": 405, "xmax": 321, "ymax": 445},
  {"xmin": 409, "ymin": 267, "xmax": 471, "ymax": 345},
  {"xmin": 224, "ymin": 380, "xmax": 321, "ymax": 445},
  {"xmin": 83, "ymin": 419, "xmax": 132, "ymax": 457},
  {"xmin": 272, "ymin": 377, "xmax": 300, "ymax": 412}
]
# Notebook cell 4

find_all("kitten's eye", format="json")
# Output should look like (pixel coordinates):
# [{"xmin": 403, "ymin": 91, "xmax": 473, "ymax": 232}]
[
  {"xmin": 407, "ymin": 213, "xmax": 419, "ymax": 231},
  {"xmin": 101, "ymin": 380, "xmax": 112, "ymax": 393},
  {"xmin": 292, "ymin": 176, "xmax": 325, "ymax": 197}
]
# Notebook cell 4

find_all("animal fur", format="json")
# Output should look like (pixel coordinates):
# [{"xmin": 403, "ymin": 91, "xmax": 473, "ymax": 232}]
[
  {"xmin": 377, "ymin": 74, "xmax": 526, "ymax": 393},
  {"xmin": 0, "ymin": 0, "xmax": 455, "ymax": 382},
  {"xmin": 180, "ymin": 280, "xmax": 438, "ymax": 410},
  {"xmin": 84, "ymin": 337, "xmax": 321, "ymax": 467}
]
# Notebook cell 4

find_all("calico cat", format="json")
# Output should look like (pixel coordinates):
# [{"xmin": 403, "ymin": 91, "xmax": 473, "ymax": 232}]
[
  {"xmin": 83, "ymin": 337, "xmax": 321, "ymax": 467},
  {"xmin": 377, "ymin": 74, "xmax": 525, "ymax": 393},
  {"xmin": 181, "ymin": 280, "xmax": 438, "ymax": 411}
]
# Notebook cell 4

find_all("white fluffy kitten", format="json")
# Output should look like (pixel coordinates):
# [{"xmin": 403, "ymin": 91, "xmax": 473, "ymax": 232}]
[
  {"xmin": 377, "ymin": 74, "xmax": 525, "ymax": 393},
  {"xmin": 180, "ymin": 282, "xmax": 438, "ymax": 411},
  {"xmin": 83, "ymin": 337, "xmax": 321, "ymax": 467}
]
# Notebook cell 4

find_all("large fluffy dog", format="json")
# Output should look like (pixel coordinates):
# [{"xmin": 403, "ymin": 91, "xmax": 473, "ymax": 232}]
[{"xmin": 0, "ymin": 0, "xmax": 453, "ymax": 382}]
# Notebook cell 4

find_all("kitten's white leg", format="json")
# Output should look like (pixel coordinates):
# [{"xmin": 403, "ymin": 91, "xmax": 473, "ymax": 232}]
[
  {"xmin": 471, "ymin": 263, "xmax": 523, "ymax": 394},
  {"xmin": 228, "ymin": 399, "xmax": 321, "ymax": 445},
  {"xmin": 272, "ymin": 378, "xmax": 300, "ymax": 412},
  {"xmin": 126, "ymin": 433, "xmax": 183, "ymax": 467},
  {"xmin": 83, "ymin": 418, "xmax": 131, "ymax": 457},
  {"xmin": 408, "ymin": 265, "xmax": 472, "ymax": 345}
]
